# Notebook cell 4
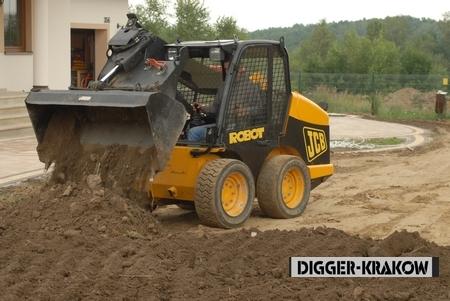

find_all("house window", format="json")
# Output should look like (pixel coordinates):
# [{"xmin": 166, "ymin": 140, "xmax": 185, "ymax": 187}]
[{"xmin": 3, "ymin": 0, "xmax": 28, "ymax": 52}]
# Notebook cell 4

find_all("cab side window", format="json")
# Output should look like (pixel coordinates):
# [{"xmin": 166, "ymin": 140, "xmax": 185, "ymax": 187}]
[
  {"xmin": 177, "ymin": 57, "xmax": 224, "ymax": 111},
  {"xmin": 224, "ymin": 46, "xmax": 268, "ymax": 131},
  {"xmin": 223, "ymin": 45, "xmax": 290, "ymax": 138}
]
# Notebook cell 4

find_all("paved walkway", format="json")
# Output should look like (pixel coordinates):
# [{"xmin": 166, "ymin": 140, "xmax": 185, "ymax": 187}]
[
  {"xmin": 330, "ymin": 114, "xmax": 427, "ymax": 151},
  {"xmin": 0, "ymin": 136, "xmax": 46, "ymax": 186},
  {"xmin": 0, "ymin": 115, "xmax": 429, "ymax": 186}
]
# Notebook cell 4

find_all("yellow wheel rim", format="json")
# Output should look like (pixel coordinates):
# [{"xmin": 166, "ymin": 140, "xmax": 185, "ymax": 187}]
[
  {"xmin": 221, "ymin": 171, "xmax": 248, "ymax": 217},
  {"xmin": 281, "ymin": 167, "xmax": 304, "ymax": 209}
]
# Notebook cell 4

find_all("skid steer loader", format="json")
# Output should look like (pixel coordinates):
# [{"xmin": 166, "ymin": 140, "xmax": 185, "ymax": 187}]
[{"xmin": 26, "ymin": 14, "xmax": 333, "ymax": 228}]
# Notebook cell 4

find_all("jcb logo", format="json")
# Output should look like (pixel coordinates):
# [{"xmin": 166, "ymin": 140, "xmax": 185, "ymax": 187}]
[
  {"xmin": 303, "ymin": 127, "xmax": 327, "ymax": 162},
  {"xmin": 229, "ymin": 127, "xmax": 264, "ymax": 144}
]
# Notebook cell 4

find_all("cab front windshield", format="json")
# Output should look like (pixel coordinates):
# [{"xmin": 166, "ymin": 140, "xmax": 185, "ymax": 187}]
[{"xmin": 176, "ymin": 48, "xmax": 230, "ymax": 143}]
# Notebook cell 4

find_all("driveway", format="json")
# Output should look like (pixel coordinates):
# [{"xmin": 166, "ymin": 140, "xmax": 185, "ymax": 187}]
[
  {"xmin": 0, "ymin": 115, "xmax": 429, "ymax": 186},
  {"xmin": 0, "ymin": 136, "xmax": 46, "ymax": 186},
  {"xmin": 330, "ymin": 114, "xmax": 428, "ymax": 151}
]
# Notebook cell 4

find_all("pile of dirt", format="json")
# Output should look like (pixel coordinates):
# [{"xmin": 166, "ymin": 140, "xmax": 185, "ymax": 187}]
[
  {"xmin": 0, "ymin": 179, "xmax": 159, "ymax": 239},
  {"xmin": 0, "ymin": 180, "xmax": 449, "ymax": 300},
  {"xmin": 37, "ymin": 110, "xmax": 156, "ymax": 200},
  {"xmin": 384, "ymin": 88, "xmax": 436, "ymax": 111}
]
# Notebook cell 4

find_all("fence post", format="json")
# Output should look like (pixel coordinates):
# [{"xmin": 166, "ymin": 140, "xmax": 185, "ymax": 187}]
[
  {"xmin": 443, "ymin": 73, "xmax": 449, "ymax": 119},
  {"xmin": 298, "ymin": 71, "xmax": 302, "ymax": 92},
  {"xmin": 370, "ymin": 73, "xmax": 378, "ymax": 115}
]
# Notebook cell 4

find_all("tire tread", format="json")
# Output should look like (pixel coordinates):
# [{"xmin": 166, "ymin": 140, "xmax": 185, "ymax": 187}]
[
  {"xmin": 195, "ymin": 159, "xmax": 254, "ymax": 228},
  {"xmin": 257, "ymin": 155, "xmax": 311, "ymax": 219}
]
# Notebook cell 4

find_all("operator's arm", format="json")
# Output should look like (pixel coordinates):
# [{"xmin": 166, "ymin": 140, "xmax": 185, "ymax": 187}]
[
  {"xmin": 176, "ymin": 91, "xmax": 194, "ymax": 115},
  {"xmin": 195, "ymin": 84, "xmax": 224, "ymax": 123}
]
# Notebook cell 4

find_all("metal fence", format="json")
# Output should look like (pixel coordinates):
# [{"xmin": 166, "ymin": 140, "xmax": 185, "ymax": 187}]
[{"xmin": 292, "ymin": 72, "xmax": 448, "ymax": 94}]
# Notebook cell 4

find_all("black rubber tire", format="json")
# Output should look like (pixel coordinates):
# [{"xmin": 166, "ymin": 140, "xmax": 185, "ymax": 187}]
[
  {"xmin": 176, "ymin": 203, "xmax": 196, "ymax": 211},
  {"xmin": 257, "ymin": 155, "xmax": 311, "ymax": 219},
  {"xmin": 195, "ymin": 159, "xmax": 255, "ymax": 228}
]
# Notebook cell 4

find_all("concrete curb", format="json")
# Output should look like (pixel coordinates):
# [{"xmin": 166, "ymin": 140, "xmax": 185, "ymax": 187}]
[{"xmin": 330, "ymin": 115, "xmax": 430, "ymax": 153}]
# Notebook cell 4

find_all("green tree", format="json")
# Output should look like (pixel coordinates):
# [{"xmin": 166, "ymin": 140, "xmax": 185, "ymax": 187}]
[
  {"xmin": 367, "ymin": 20, "xmax": 383, "ymax": 41},
  {"xmin": 370, "ymin": 38, "xmax": 401, "ymax": 74},
  {"xmin": 324, "ymin": 32, "xmax": 372, "ymax": 74},
  {"xmin": 294, "ymin": 20, "xmax": 335, "ymax": 72},
  {"xmin": 351, "ymin": 37, "xmax": 373, "ymax": 73},
  {"xmin": 174, "ymin": 0, "xmax": 212, "ymax": 41},
  {"xmin": 214, "ymin": 16, "xmax": 248, "ymax": 40},
  {"xmin": 133, "ymin": 0, "xmax": 248, "ymax": 43},
  {"xmin": 324, "ymin": 43, "xmax": 348, "ymax": 73},
  {"xmin": 383, "ymin": 16, "xmax": 410, "ymax": 46},
  {"xmin": 443, "ymin": 11, "xmax": 450, "ymax": 21},
  {"xmin": 132, "ymin": 0, "xmax": 171, "ymax": 40},
  {"xmin": 438, "ymin": 12, "xmax": 450, "ymax": 69},
  {"xmin": 401, "ymin": 47, "xmax": 432, "ymax": 74},
  {"xmin": 326, "ymin": 32, "xmax": 402, "ymax": 74},
  {"xmin": 311, "ymin": 20, "xmax": 334, "ymax": 59},
  {"xmin": 341, "ymin": 32, "xmax": 372, "ymax": 73},
  {"xmin": 407, "ymin": 32, "xmax": 439, "ymax": 55}
]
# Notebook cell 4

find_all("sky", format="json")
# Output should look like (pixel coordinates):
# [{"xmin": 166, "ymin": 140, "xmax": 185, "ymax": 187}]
[{"xmin": 128, "ymin": 0, "xmax": 450, "ymax": 31}]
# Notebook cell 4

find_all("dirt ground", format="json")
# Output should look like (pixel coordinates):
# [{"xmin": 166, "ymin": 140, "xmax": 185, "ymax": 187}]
[
  {"xmin": 0, "ymin": 120, "xmax": 449, "ymax": 300},
  {"xmin": 244, "ymin": 120, "xmax": 450, "ymax": 246},
  {"xmin": 0, "ymin": 181, "xmax": 449, "ymax": 301},
  {"xmin": 155, "ymin": 120, "xmax": 450, "ymax": 246},
  {"xmin": 384, "ymin": 88, "xmax": 437, "ymax": 111}
]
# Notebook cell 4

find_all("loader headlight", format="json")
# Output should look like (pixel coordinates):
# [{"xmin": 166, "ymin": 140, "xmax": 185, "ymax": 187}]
[
  {"xmin": 209, "ymin": 47, "xmax": 224, "ymax": 62},
  {"xmin": 167, "ymin": 48, "xmax": 178, "ymax": 61}
]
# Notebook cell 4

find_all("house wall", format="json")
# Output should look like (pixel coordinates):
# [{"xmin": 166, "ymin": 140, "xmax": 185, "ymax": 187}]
[
  {"xmin": 70, "ymin": 0, "xmax": 128, "ymax": 80},
  {"xmin": 70, "ymin": 0, "xmax": 128, "ymax": 37},
  {"xmin": 0, "ymin": 3, "xmax": 4, "ymax": 89},
  {"xmin": 0, "ymin": 0, "xmax": 128, "ymax": 92},
  {"xmin": 70, "ymin": 23, "xmax": 109, "ymax": 79},
  {"xmin": 48, "ymin": 0, "xmax": 71, "ymax": 90},
  {"xmin": 0, "ymin": 4, "xmax": 4, "ymax": 52},
  {"xmin": 0, "ymin": 54, "xmax": 34, "ymax": 91},
  {"xmin": 0, "ymin": 0, "xmax": 34, "ymax": 91},
  {"xmin": 32, "ymin": 0, "xmax": 49, "ymax": 89}
]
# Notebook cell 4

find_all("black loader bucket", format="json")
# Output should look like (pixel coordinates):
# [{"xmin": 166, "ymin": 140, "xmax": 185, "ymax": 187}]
[{"xmin": 25, "ymin": 90, "xmax": 186, "ymax": 192}]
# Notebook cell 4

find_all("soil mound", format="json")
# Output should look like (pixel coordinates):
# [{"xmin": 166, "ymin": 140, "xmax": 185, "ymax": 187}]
[
  {"xmin": 385, "ymin": 88, "xmax": 436, "ymax": 111},
  {"xmin": 0, "ymin": 180, "xmax": 448, "ymax": 300},
  {"xmin": 37, "ymin": 110, "xmax": 156, "ymax": 199},
  {"xmin": 0, "ymin": 179, "xmax": 159, "ymax": 239}
]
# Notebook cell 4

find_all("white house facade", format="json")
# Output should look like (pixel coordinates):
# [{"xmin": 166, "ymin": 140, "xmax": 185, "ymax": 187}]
[{"xmin": 0, "ymin": 0, "xmax": 129, "ymax": 91}]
